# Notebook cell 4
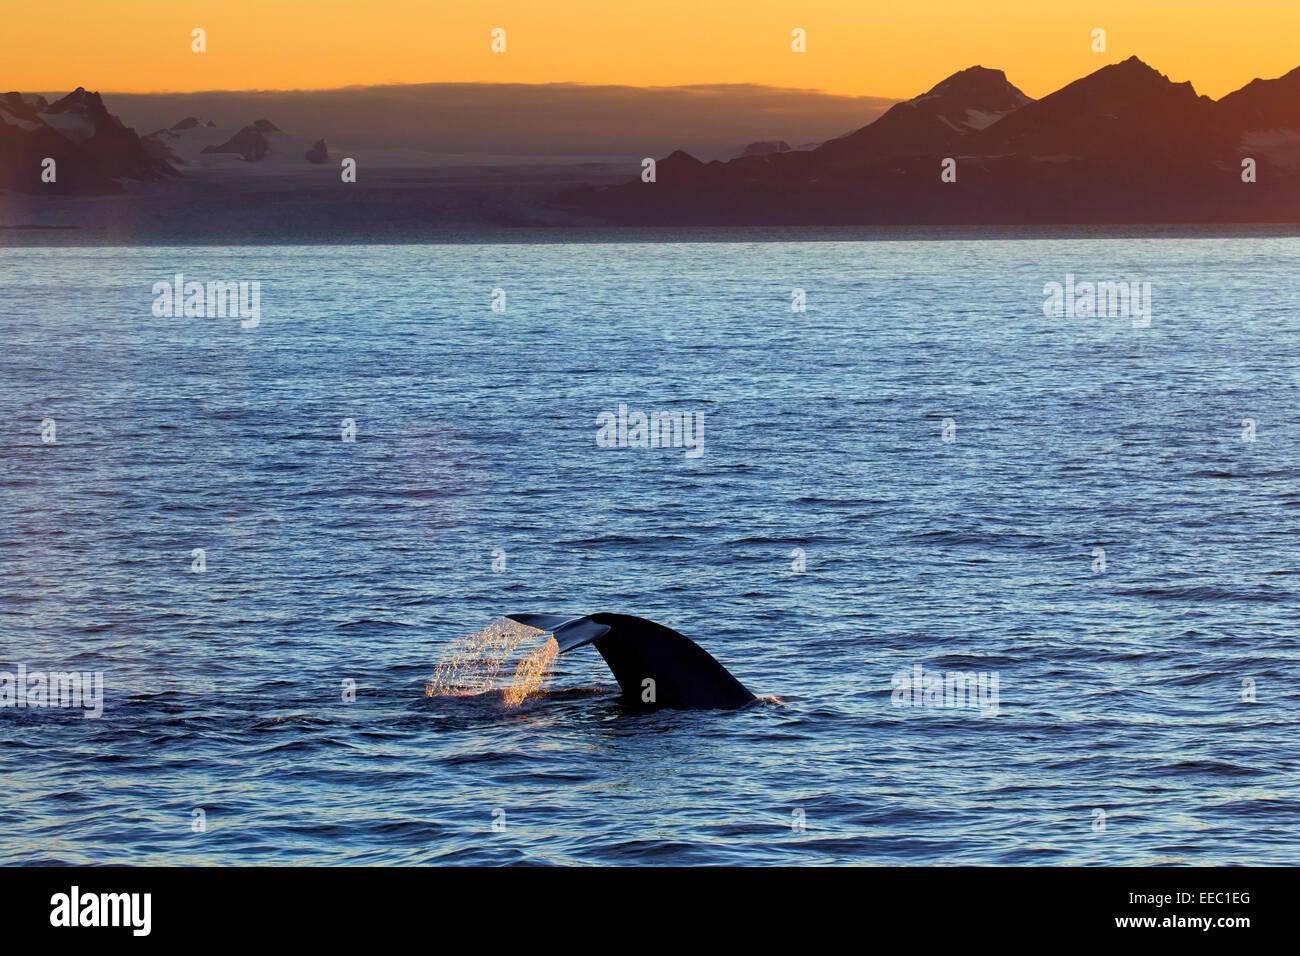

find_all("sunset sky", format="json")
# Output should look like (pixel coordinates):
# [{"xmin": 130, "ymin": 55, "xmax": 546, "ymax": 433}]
[{"xmin": 7, "ymin": 0, "xmax": 1299, "ymax": 99}]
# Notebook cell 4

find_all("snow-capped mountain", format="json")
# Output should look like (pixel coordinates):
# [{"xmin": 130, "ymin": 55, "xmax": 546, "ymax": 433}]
[{"xmin": 1, "ymin": 86, "xmax": 176, "ymax": 193}]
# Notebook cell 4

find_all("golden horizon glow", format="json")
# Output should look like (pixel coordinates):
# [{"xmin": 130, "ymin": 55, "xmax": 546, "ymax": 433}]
[{"xmin": 6, "ymin": 1, "xmax": 1299, "ymax": 101}]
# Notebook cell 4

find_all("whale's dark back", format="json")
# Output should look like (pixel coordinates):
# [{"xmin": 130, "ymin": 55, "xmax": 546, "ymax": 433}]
[{"xmin": 585, "ymin": 613, "xmax": 756, "ymax": 710}]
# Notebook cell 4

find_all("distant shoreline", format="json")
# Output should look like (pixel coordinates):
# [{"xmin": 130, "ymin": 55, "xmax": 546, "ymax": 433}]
[{"xmin": 3, "ymin": 221, "xmax": 1299, "ymax": 247}]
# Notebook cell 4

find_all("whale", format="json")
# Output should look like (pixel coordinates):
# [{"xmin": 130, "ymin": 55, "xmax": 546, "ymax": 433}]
[{"xmin": 505, "ymin": 613, "xmax": 756, "ymax": 710}]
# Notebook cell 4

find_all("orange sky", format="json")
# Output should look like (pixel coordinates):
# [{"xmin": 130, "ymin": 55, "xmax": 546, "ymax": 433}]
[{"xmin": 7, "ymin": 0, "xmax": 1299, "ymax": 100}]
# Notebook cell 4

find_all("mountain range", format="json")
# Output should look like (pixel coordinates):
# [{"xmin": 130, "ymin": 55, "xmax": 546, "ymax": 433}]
[
  {"xmin": 3, "ymin": 58, "xmax": 1299, "ymax": 225},
  {"xmin": 0, "ymin": 89, "xmax": 329, "ymax": 194},
  {"xmin": 575, "ymin": 57, "xmax": 1300, "ymax": 224}
]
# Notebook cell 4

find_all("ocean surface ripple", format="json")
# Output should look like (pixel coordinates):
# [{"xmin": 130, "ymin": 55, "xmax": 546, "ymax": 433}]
[{"xmin": 1, "ymin": 236, "xmax": 1298, "ymax": 864}]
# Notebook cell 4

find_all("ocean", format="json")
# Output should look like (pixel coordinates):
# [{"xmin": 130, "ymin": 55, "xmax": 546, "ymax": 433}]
[{"xmin": 2, "ymin": 233, "xmax": 1298, "ymax": 864}]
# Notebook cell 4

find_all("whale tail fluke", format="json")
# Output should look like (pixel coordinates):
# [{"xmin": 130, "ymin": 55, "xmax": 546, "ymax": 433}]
[
  {"xmin": 504, "ymin": 613, "xmax": 611, "ymax": 652},
  {"xmin": 505, "ymin": 612, "xmax": 756, "ymax": 710}
]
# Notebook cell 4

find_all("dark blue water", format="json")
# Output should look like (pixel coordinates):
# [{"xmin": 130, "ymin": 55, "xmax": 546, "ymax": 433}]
[{"xmin": 2, "ymin": 237, "xmax": 1298, "ymax": 864}]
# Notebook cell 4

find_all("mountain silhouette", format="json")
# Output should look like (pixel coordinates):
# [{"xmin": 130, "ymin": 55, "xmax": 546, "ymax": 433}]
[
  {"xmin": 5, "ymin": 61, "xmax": 1300, "ymax": 224},
  {"xmin": 576, "ymin": 56, "xmax": 1300, "ymax": 224},
  {"xmin": 1217, "ymin": 65, "xmax": 1300, "ymax": 133},
  {"xmin": 201, "ymin": 119, "xmax": 282, "ymax": 161},
  {"xmin": 820, "ymin": 66, "xmax": 1033, "ymax": 162},
  {"xmin": 0, "ymin": 86, "xmax": 175, "ymax": 194},
  {"xmin": 974, "ymin": 57, "xmax": 1228, "ymax": 164}
]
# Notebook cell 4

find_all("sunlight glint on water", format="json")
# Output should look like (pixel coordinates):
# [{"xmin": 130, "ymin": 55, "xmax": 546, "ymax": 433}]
[{"xmin": 424, "ymin": 619, "xmax": 553, "ymax": 702}]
